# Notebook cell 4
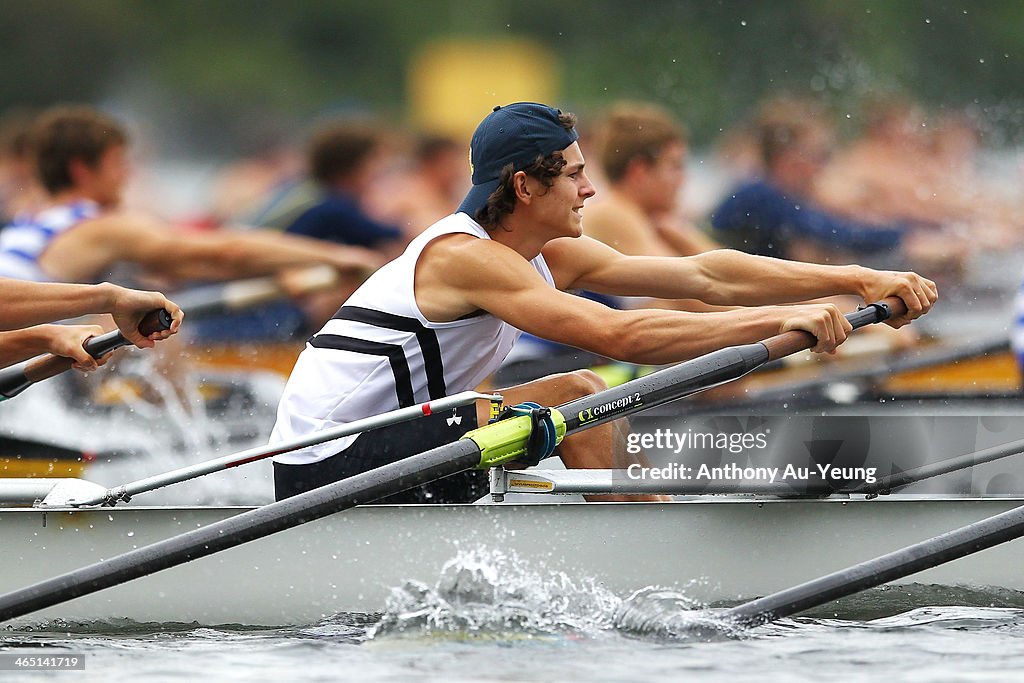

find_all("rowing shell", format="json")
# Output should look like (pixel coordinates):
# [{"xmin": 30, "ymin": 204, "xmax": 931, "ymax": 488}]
[{"xmin": 2, "ymin": 496, "xmax": 1023, "ymax": 626}]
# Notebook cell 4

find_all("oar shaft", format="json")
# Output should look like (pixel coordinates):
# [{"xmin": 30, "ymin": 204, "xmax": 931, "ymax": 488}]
[
  {"xmin": 0, "ymin": 440, "xmax": 482, "ymax": 623},
  {"xmin": 68, "ymin": 391, "xmax": 501, "ymax": 507},
  {"xmin": 725, "ymin": 502, "xmax": 1024, "ymax": 627},
  {"xmin": 172, "ymin": 266, "xmax": 338, "ymax": 319},
  {"xmin": 0, "ymin": 309, "xmax": 173, "ymax": 399},
  {"xmin": 559, "ymin": 344, "xmax": 769, "ymax": 433},
  {"xmin": 851, "ymin": 436, "xmax": 1024, "ymax": 496}
]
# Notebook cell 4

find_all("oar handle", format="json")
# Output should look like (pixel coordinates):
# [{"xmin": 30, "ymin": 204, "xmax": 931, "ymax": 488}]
[
  {"xmin": 173, "ymin": 266, "xmax": 340, "ymax": 320},
  {"xmin": 761, "ymin": 296, "xmax": 908, "ymax": 361},
  {"xmin": 0, "ymin": 309, "xmax": 172, "ymax": 399}
]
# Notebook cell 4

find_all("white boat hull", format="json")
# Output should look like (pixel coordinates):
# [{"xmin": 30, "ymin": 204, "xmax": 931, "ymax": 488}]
[{"xmin": 2, "ymin": 497, "xmax": 1024, "ymax": 627}]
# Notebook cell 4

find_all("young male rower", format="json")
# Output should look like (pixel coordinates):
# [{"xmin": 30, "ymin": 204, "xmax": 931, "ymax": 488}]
[
  {"xmin": 271, "ymin": 102, "xmax": 937, "ymax": 504},
  {"xmin": 0, "ymin": 106, "xmax": 382, "ymax": 294}
]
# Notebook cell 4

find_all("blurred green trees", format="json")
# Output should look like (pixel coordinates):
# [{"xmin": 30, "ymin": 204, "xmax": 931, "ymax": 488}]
[{"xmin": 2, "ymin": 0, "xmax": 1021, "ymax": 152}]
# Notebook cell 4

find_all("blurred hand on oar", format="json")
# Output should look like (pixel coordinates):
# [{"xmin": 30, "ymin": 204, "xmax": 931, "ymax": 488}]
[
  {"xmin": 274, "ymin": 264, "xmax": 344, "ymax": 299},
  {"xmin": 321, "ymin": 245, "xmax": 387, "ymax": 281},
  {"xmin": 276, "ymin": 261, "xmax": 383, "ymax": 329}
]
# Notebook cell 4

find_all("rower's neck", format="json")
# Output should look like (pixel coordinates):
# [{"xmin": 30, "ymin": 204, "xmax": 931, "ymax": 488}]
[
  {"xmin": 49, "ymin": 189, "xmax": 99, "ymax": 208},
  {"xmin": 488, "ymin": 217, "xmax": 549, "ymax": 260}
]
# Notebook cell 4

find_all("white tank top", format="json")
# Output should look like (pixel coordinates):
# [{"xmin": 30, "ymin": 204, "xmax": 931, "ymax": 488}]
[{"xmin": 271, "ymin": 212, "xmax": 555, "ymax": 464}]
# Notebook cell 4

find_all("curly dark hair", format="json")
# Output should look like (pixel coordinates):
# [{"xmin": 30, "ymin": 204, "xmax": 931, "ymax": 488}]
[{"xmin": 474, "ymin": 112, "xmax": 577, "ymax": 230}]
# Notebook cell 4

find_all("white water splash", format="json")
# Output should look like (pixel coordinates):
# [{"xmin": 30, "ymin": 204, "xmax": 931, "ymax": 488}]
[
  {"xmin": 372, "ymin": 547, "xmax": 621, "ymax": 639},
  {"xmin": 370, "ymin": 547, "xmax": 737, "ymax": 643},
  {"xmin": 0, "ymin": 354, "xmax": 283, "ymax": 505}
]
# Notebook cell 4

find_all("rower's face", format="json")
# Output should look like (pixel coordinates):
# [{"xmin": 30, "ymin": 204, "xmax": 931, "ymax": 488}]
[
  {"xmin": 89, "ymin": 144, "xmax": 129, "ymax": 208},
  {"xmin": 783, "ymin": 128, "xmax": 832, "ymax": 192},
  {"xmin": 642, "ymin": 141, "xmax": 687, "ymax": 213},
  {"xmin": 530, "ymin": 142, "xmax": 596, "ymax": 238}
]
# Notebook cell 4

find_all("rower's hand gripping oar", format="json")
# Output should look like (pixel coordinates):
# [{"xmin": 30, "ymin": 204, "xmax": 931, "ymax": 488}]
[
  {"xmin": 0, "ymin": 297, "xmax": 906, "ymax": 624},
  {"xmin": 0, "ymin": 309, "xmax": 173, "ymax": 400}
]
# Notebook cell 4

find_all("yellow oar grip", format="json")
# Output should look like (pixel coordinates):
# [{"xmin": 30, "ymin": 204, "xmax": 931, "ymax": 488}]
[{"xmin": 462, "ymin": 408, "xmax": 566, "ymax": 469}]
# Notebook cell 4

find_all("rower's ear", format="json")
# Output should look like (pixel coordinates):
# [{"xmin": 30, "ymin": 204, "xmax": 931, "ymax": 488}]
[
  {"xmin": 623, "ymin": 155, "xmax": 653, "ymax": 182},
  {"xmin": 512, "ymin": 170, "xmax": 532, "ymax": 204},
  {"xmin": 68, "ymin": 157, "xmax": 93, "ymax": 186}
]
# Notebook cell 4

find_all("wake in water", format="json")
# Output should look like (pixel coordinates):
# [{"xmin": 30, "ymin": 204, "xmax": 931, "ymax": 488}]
[{"xmin": 612, "ymin": 588, "xmax": 743, "ymax": 641}]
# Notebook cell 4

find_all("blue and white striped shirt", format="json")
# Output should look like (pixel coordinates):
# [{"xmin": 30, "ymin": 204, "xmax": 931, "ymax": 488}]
[{"xmin": 0, "ymin": 200, "xmax": 100, "ymax": 281}]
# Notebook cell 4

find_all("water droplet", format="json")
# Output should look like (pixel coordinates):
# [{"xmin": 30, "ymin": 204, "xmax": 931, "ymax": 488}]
[
  {"xmin": 740, "ymin": 20, "xmax": 747, "ymax": 26},
  {"xmin": 126, "ymin": 531, "xmax": 134, "ymax": 537}
]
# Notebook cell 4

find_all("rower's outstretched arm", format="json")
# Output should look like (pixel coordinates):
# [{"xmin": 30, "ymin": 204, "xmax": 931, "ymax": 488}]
[
  {"xmin": 438, "ymin": 238, "xmax": 853, "ymax": 365},
  {"xmin": 542, "ymin": 236, "xmax": 937, "ymax": 327},
  {"xmin": 0, "ymin": 279, "xmax": 181, "ymax": 348}
]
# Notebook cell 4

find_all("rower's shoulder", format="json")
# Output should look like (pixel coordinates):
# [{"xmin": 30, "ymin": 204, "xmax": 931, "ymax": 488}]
[{"xmin": 585, "ymin": 195, "xmax": 647, "ymax": 225}]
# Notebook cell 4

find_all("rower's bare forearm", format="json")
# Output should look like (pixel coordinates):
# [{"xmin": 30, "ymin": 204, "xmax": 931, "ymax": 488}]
[
  {"xmin": 592, "ymin": 307, "xmax": 792, "ymax": 365},
  {"xmin": 582, "ymin": 249, "xmax": 868, "ymax": 305},
  {"xmin": 0, "ymin": 327, "xmax": 57, "ymax": 366},
  {"xmin": 0, "ymin": 280, "xmax": 119, "ymax": 330},
  {"xmin": 683, "ymin": 251, "xmax": 867, "ymax": 305}
]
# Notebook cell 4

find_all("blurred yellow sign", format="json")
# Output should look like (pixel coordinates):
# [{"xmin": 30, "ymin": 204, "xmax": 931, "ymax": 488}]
[{"xmin": 409, "ymin": 38, "xmax": 561, "ymax": 141}]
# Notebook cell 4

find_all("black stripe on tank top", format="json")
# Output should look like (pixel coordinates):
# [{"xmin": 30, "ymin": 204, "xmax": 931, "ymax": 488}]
[
  {"xmin": 307, "ymin": 334, "xmax": 416, "ymax": 408},
  {"xmin": 332, "ymin": 305, "xmax": 447, "ymax": 400}
]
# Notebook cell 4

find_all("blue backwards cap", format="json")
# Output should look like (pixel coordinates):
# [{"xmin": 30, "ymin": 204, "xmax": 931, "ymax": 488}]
[{"xmin": 457, "ymin": 102, "xmax": 579, "ymax": 219}]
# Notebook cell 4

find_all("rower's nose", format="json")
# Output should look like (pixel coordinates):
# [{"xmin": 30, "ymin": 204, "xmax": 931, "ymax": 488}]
[{"xmin": 579, "ymin": 171, "xmax": 596, "ymax": 200}]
